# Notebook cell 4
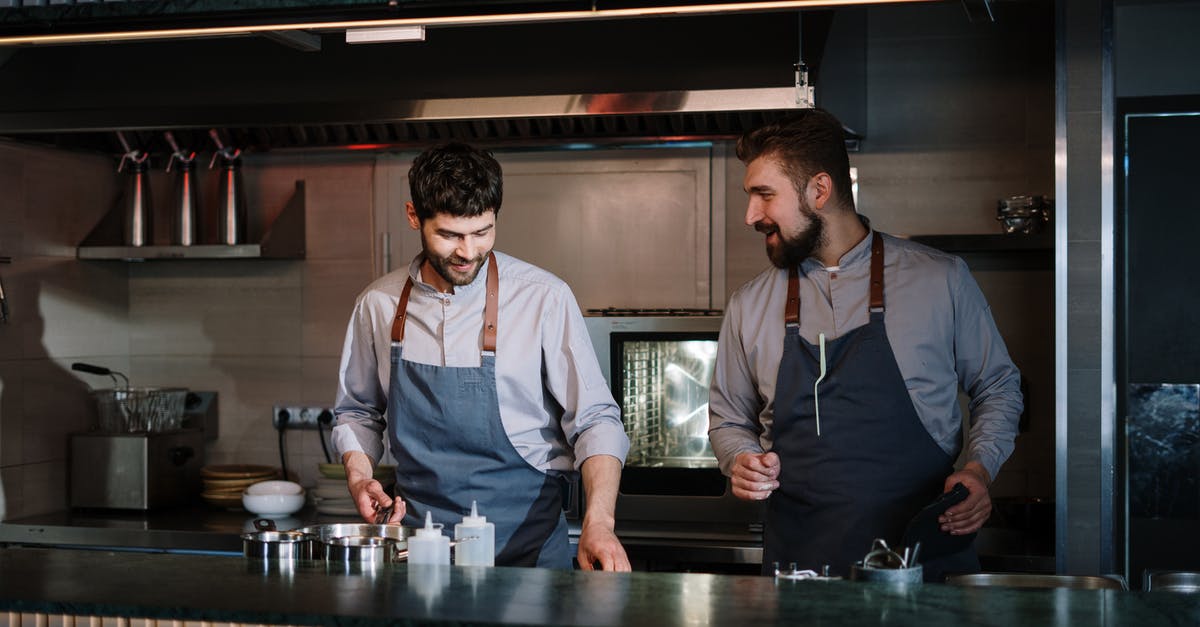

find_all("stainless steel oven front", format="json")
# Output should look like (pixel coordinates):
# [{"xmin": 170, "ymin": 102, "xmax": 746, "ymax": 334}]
[{"xmin": 584, "ymin": 313, "xmax": 764, "ymax": 526}]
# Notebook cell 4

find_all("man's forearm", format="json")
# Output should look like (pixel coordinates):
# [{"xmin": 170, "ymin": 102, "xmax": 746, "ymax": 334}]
[
  {"xmin": 580, "ymin": 454, "xmax": 622, "ymax": 529},
  {"xmin": 342, "ymin": 450, "xmax": 376, "ymax": 484}
]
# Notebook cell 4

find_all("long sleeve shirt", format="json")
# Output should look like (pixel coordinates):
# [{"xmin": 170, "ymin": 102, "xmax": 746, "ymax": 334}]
[
  {"xmin": 332, "ymin": 251, "xmax": 629, "ymax": 473},
  {"xmin": 708, "ymin": 229, "xmax": 1023, "ymax": 481}
]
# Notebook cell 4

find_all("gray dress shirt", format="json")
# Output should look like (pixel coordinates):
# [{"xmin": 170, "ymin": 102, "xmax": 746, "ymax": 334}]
[
  {"xmin": 332, "ymin": 251, "xmax": 629, "ymax": 472},
  {"xmin": 708, "ymin": 228, "xmax": 1023, "ymax": 481}
]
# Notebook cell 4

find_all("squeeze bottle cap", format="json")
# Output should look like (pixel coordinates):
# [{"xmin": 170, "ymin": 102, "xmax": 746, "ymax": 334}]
[
  {"xmin": 461, "ymin": 500, "xmax": 487, "ymax": 527},
  {"xmin": 416, "ymin": 510, "xmax": 442, "ymax": 537}
]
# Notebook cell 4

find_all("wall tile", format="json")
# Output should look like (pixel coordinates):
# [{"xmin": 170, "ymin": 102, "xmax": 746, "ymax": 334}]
[
  {"xmin": 0, "ymin": 361, "xmax": 24, "ymax": 466},
  {"xmin": 20, "ymin": 358, "xmax": 95, "ymax": 465},
  {"xmin": 129, "ymin": 260, "xmax": 302, "ymax": 357},
  {"xmin": 19, "ymin": 257, "xmax": 130, "ymax": 360},
  {"xmin": 18, "ymin": 460, "xmax": 68, "ymax": 517},
  {"xmin": 0, "ymin": 465, "xmax": 21, "ymax": 521},
  {"xmin": 302, "ymin": 259, "xmax": 373, "ymax": 359},
  {"xmin": 19, "ymin": 143, "xmax": 118, "ymax": 257},
  {"xmin": 300, "ymin": 356, "xmax": 341, "ymax": 409}
]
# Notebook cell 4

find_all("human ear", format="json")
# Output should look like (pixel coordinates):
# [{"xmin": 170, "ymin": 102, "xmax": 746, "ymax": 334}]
[
  {"xmin": 405, "ymin": 202, "xmax": 420, "ymax": 230},
  {"xmin": 809, "ymin": 173, "xmax": 834, "ymax": 211}
]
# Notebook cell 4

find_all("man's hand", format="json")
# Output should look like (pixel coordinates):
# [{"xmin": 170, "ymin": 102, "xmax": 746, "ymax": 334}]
[
  {"xmin": 577, "ymin": 455, "xmax": 631, "ymax": 572},
  {"xmin": 939, "ymin": 461, "xmax": 992, "ymax": 535},
  {"xmin": 730, "ymin": 451, "xmax": 780, "ymax": 500},
  {"xmin": 343, "ymin": 451, "xmax": 404, "ymax": 524},
  {"xmin": 577, "ymin": 521, "xmax": 631, "ymax": 572}
]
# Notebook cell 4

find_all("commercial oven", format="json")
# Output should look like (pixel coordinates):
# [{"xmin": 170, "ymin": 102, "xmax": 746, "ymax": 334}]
[{"xmin": 583, "ymin": 310, "xmax": 764, "ymax": 526}]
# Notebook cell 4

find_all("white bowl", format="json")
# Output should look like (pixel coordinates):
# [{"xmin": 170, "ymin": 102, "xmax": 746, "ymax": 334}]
[
  {"xmin": 245, "ymin": 480, "xmax": 303, "ymax": 496},
  {"xmin": 242, "ymin": 488, "xmax": 306, "ymax": 516}
]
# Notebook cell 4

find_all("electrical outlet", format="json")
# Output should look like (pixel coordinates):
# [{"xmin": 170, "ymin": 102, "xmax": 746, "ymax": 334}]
[{"xmin": 273, "ymin": 405, "xmax": 334, "ymax": 430}]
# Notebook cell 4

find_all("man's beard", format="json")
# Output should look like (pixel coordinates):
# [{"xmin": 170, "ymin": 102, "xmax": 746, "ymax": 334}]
[
  {"xmin": 756, "ymin": 203, "xmax": 826, "ymax": 269},
  {"xmin": 422, "ymin": 236, "xmax": 488, "ymax": 287}
]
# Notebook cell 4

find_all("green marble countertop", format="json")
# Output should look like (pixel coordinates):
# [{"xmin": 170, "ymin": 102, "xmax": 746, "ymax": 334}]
[{"xmin": 0, "ymin": 546, "xmax": 1196, "ymax": 626}]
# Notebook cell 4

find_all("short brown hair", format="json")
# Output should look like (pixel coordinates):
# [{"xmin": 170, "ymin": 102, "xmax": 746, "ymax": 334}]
[
  {"xmin": 409, "ymin": 142, "xmax": 503, "ymax": 222},
  {"xmin": 736, "ymin": 109, "xmax": 854, "ymax": 209}
]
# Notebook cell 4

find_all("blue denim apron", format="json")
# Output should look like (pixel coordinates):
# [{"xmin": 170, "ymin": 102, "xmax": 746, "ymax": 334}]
[
  {"xmin": 762, "ymin": 233, "xmax": 978, "ymax": 581},
  {"xmin": 386, "ymin": 252, "xmax": 571, "ymax": 568}
]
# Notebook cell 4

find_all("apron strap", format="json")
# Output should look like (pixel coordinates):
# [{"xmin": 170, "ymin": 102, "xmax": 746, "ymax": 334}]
[
  {"xmin": 784, "ymin": 231, "xmax": 886, "ymax": 326},
  {"xmin": 869, "ymin": 231, "xmax": 885, "ymax": 312},
  {"xmin": 390, "ymin": 278, "xmax": 416, "ymax": 343},
  {"xmin": 389, "ymin": 251, "xmax": 500, "ymax": 353},
  {"xmin": 785, "ymin": 264, "xmax": 800, "ymax": 326},
  {"xmin": 482, "ymin": 251, "xmax": 499, "ymax": 353}
]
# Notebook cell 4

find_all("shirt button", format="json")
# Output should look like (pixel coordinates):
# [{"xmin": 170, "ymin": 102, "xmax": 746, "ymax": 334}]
[{"xmin": 830, "ymin": 272, "xmax": 838, "ymax": 280}]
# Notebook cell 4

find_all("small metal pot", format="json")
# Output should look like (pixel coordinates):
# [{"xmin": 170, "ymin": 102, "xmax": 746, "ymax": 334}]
[
  {"xmin": 850, "ymin": 563, "xmax": 923, "ymax": 585},
  {"xmin": 241, "ymin": 529, "xmax": 313, "ymax": 560},
  {"xmin": 324, "ymin": 536, "xmax": 405, "ymax": 568},
  {"xmin": 298, "ymin": 523, "xmax": 414, "ymax": 559}
]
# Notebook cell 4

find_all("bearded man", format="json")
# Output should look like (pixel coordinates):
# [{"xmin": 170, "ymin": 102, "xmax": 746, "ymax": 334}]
[
  {"xmin": 707, "ymin": 110, "xmax": 1023, "ymax": 582},
  {"xmin": 333, "ymin": 142, "xmax": 631, "ymax": 571}
]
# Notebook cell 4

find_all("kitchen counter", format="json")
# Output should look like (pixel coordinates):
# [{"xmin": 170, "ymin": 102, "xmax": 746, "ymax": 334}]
[
  {"xmin": 0, "ymin": 504, "xmax": 1047, "ymax": 573},
  {"xmin": 1, "ymin": 546, "xmax": 1196, "ymax": 627},
  {"xmin": 0, "ymin": 504, "xmax": 762, "ymax": 566}
]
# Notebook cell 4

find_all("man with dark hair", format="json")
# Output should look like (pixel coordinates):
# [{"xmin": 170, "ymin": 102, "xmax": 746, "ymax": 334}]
[
  {"xmin": 708, "ymin": 110, "xmax": 1023, "ymax": 581},
  {"xmin": 333, "ymin": 142, "xmax": 631, "ymax": 571}
]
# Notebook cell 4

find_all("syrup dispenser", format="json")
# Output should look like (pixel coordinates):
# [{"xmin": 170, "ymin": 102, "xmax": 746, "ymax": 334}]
[
  {"xmin": 208, "ymin": 129, "xmax": 247, "ymax": 245},
  {"xmin": 116, "ymin": 131, "xmax": 153, "ymax": 247},
  {"xmin": 164, "ymin": 131, "xmax": 200, "ymax": 246}
]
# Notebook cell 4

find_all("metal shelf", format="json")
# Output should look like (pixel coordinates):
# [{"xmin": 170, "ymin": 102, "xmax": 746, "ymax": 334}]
[
  {"xmin": 907, "ymin": 232, "xmax": 1052, "ymax": 253},
  {"xmin": 78, "ymin": 180, "xmax": 305, "ymax": 261}
]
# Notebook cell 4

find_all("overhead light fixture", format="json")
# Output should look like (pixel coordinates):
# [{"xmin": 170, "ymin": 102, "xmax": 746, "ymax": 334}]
[
  {"xmin": 345, "ymin": 25, "xmax": 426, "ymax": 45},
  {"xmin": 0, "ymin": 0, "xmax": 936, "ymax": 46}
]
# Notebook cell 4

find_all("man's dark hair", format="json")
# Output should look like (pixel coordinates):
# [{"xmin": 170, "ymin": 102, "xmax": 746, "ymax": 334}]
[
  {"xmin": 736, "ymin": 109, "xmax": 854, "ymax": 209},
  {"xmin": 408, "ymin": 142, "xmax": 503, "ymax": 221}
]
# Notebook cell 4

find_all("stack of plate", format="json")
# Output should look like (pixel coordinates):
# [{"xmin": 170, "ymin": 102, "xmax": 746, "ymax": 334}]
[
  {"xmin": 314, "ymin": 463, "xmax": 395, "ymax": 517},
  {"xmin": 201, "ymin": 464, "xmax": 279, "ymax": 509}
]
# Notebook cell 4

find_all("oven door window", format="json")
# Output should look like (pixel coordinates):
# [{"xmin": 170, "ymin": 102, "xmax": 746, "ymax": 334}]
[{"xmin": 615, "ymin": 335, "xmax": 718, "ymax": 469}]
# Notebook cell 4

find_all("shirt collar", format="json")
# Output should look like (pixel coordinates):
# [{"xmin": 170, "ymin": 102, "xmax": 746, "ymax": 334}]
[{"xmin": 799, "ymin": 221, "xmax": 875, "ymax": 274}]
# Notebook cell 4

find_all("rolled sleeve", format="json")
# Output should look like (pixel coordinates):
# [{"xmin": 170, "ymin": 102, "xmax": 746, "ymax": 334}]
[
  {"xmin": 951, "ymin": 259, "xmax": 1024, "ymax": 480},
  {"xmin": 543, "ymin": 287, "xmax": 629, "ymax": 469},
  {"xmin": 332, "ymin": 295, "xmax": 389, "ymax": 466},
  {"xmin": 708, "ymin": 295, "xmax": 768, "ymax": 477}
]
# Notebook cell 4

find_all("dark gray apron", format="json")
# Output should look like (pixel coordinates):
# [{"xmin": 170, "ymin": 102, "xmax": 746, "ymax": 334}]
[
  {"xmin": 386, "ymin": 252, "xmax": 571, "ymax": 568},
  {"xmin": 762, "ymin": 232, "xmax": 978, "ymax": 582}
]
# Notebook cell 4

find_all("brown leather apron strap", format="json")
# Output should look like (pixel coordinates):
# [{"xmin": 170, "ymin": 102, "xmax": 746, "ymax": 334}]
[
  {"xmin": 785, "ymin": 265, "xmax": 800, "ymax": 326},
  {"xmin": 482, "ymin": 251, "xmax": 499, "ymax": 353},
  {"xmin": 390, "ymin": 277, "xmax": 415, "ymax": 343},
  {"xmin": 390, "ymin": 251, "xmax": 500, "ymax": 352},
  {"xmin": 869, "ymin": 231, "xmax": 884, "ymax": 312}
]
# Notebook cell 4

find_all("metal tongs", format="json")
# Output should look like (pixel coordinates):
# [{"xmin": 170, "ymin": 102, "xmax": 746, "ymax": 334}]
[
  {"xmin": 861, "ymin": 538, "xmax": 921, "ymax": 570},
  {"xmin": 373, "ymin": 486, "xmax": 399, "ymax": 524}
]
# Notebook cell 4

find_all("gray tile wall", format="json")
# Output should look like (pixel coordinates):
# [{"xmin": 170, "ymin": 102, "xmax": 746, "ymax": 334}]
[{"xmin": 0, "ymin": 140, "xmax": 124, "ymax": 520}]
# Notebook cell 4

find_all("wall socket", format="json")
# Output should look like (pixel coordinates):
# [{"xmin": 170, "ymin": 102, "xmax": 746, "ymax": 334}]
[{"xmin": 273, "ymin": 405, "xmax": 334, "ymax": 430}]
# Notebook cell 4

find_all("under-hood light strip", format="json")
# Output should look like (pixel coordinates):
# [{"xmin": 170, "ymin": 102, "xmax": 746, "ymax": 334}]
[{"xmin": 0, "ymin": 0, "xmax": 935, "ymax": 46}]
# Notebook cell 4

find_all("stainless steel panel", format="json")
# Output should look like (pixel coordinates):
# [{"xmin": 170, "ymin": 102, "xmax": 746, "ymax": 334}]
[{"xmin": 69, "ymin": 429, "xmax": 204, "ymax": 510}]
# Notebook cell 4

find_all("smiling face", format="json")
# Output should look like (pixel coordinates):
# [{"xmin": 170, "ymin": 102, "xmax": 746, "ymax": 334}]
[
  {"xmin": 408, "ymin": 204, "xmax": 497, "ymax": 291},
  {"xmin": 743, "ymin": 156, "xmax": 826, "ymax": 269}
]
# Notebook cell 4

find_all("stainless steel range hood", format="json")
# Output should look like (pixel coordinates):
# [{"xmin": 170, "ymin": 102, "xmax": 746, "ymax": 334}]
[
  {"xmin": 0, "ymin": 9, "xmax": 838, "ymax": 152},
  {"xmin": 0, "ymin": 85, "xmax": 812, "ymax": 153}
]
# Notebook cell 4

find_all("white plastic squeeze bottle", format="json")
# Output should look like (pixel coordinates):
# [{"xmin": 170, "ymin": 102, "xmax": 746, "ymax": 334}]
[
  {"xmin": 453, "ymin": 500, "xmax": 495, "ymax": 566},
  {"xmin": 408, "ymin": 510, "xmax": 450, "ymax": 565}
]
